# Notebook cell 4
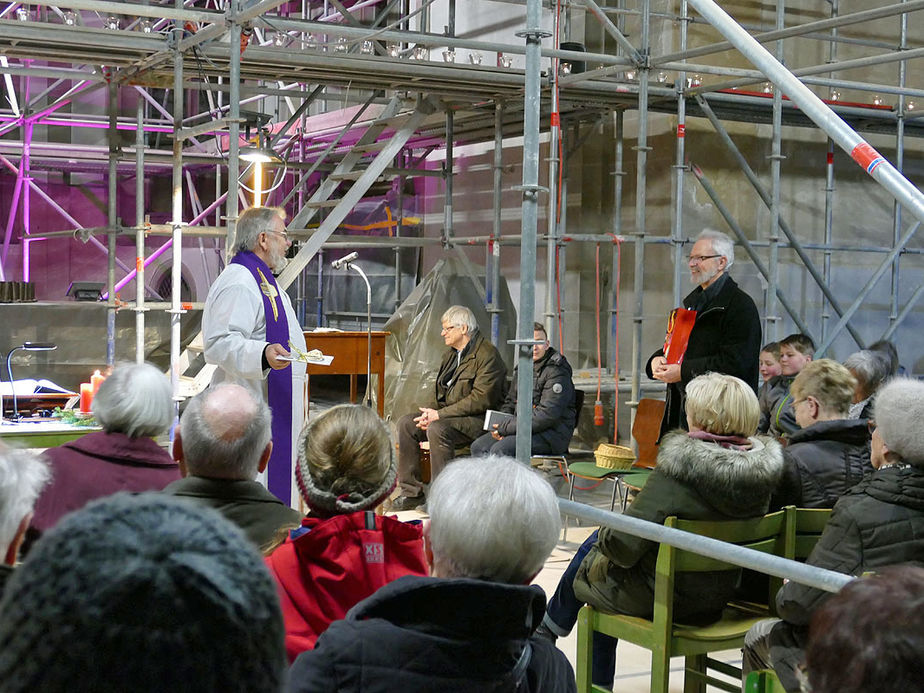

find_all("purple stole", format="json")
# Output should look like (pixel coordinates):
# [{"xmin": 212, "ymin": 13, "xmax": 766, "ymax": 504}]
[{"xmin": 230, "ymin": 250, "xmax": 293, "ymax": 504}]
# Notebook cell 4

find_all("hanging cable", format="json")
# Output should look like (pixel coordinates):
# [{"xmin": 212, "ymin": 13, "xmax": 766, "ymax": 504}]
[{"xmin": 594, "ymin": 243, "xmax": 604, "ymax": 426}]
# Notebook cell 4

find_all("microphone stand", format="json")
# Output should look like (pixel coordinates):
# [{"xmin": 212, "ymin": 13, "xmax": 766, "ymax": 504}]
[{"xmin": 342, "ymin": 260, "xmax": 373, "ymax": 408}]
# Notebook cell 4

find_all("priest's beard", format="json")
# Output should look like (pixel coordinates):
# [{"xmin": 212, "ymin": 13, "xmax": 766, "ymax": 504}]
[{"xmin": 269, "ymin": 247, "xmax": 289, "ymax": 275}]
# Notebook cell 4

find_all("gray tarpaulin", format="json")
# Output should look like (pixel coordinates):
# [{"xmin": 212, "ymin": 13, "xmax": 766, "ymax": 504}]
[{"xmin": 383, "ymin": 255, "xmax": 516, "ymax": 423}]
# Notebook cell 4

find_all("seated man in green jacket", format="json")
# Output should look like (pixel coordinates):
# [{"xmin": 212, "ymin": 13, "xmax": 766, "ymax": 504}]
[{"xmin": 392, "ymin": 305, "xmax": 507, "ymax": 511}]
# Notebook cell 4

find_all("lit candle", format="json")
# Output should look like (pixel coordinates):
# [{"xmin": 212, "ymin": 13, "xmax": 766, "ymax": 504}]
[
  {"xmin": 91, "ymin": 370, "xmax": 105, "ymax": 395},
  {"xmin": 79, "ymin": 383, "xmax": 93, "ymax": 413}
]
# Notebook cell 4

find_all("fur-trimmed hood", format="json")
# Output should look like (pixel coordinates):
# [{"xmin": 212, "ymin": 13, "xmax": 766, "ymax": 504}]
[{"xmin": 656, "ymin": 431, "xmax": 784, "ymax": 518}]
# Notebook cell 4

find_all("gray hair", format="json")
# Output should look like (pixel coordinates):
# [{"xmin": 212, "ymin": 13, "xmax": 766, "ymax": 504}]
[
  {"xmin": 873, "ymin": 378, "xmax": 924, "ymax": 467},
  {"xmin": 440, "ymin": 305, "xmax": 478, "ymax": 334},
  {"xmin": 178, "ymin": 384, "xmax": 271, "ymax": 480},
  {"xmin": 0, "ymin": 443, "xmax": 50, "ymax": 555},
  {"xmin": 427, "ymin": 456, "xmax": 560, "ymax": 584},
  {"xmin": 696, "ymin": 228, "xmax": 735, "ymax": 268},
  {"xmin": 232, "ymin": 206, "xmax": 286, "ymax": 255},
  {"xmin": 843, "ymin": 350, "xmax": 892, "ymax": 398},
  {"xmin": 92, "ymin": 362, "xmax": 173, "ymax": 438}
]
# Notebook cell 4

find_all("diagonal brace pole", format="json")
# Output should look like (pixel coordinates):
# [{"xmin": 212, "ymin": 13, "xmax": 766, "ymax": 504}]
[
  {"xmin": 696, "ymin": 94, "xmax": 864, "ymax": 348},
  {"xmin": 685, "ymin": 0, "xmax": 924, "ymax": 227},
  {"xmin": 690, "ymin": 163, "xmax": 813, "ymax": 338},
  {"xmin": 815, "ymin": 221, "xmax": 921, "ymax": 356}
]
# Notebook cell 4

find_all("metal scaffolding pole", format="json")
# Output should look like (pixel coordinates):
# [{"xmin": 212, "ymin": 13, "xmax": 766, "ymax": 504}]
[
  {"xmin": 491, "ymin": 99, "xmax": 504, "ymax": 347},
  {"xmin": 544, "ymin": 27, "xmax": 561, "ymax": 348},
  {"xmin": 670, "ymin": 0, "xmax": 689, "ymax": 308},
  {"xmin": 169, "ymin": 18, "xmax": 185, "ymax": 414},
  {"xmin": 513, "ymin": 0, "xmax": 549, "ymax": 464},
  {"xmin": 629, "ymin": 0, "xmax": 651, "ymax": 420},
  {"xmin": 106, "ymin": 82, "xmax": 118, "ymax": 367},
  {"xmin": 135, "ymin": 96, "xmax": 147, "ymax": 364},
  {"xmin": 610, "ymin": 109, "xmax": 624, "ymax": 385},
  {"xmin": 764, "ymin": 0, "xmax": 784, "ymax": 343},
  {"xmin": 226, "ymin": 6, "xmax": 242, "ymax": 255},
  {"xmin": 890, "ymin": 1, "xmax": 909, "ymax": 328}
]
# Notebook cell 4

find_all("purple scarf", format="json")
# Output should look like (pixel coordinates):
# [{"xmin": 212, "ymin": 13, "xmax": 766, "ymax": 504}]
[
  {"xmin": 687, "ymin": 430, "xmax": 753, "ymax": 451},
  {"xmin": 230, "ymin": 250, "xmax": 293, "ymax": 504}
]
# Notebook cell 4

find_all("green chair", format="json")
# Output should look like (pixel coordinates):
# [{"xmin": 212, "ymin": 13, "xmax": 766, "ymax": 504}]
[
  {"xmin": 744, "ymin": 669, "xmax": 786, "ymax": 693},
  {"xmin": 575, "ymin": 510, "xmax": 788, "ymax": 693},
  {"xmin": 768, "ymin": 506, "xmax": 832, "ymax": 607}
]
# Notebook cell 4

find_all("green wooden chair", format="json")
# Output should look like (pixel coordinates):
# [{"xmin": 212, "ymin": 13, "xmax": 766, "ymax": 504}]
[
  {"xmin": 768, "ymin": 506, "xmax": 832, "ymax": 606},
  {"xmin": 743, "ymin": 669, "xmax": 786, "ymax": 693},
  {"xmin": 575, "ymin": 510, "xmax": 788, "ymax": 693}
]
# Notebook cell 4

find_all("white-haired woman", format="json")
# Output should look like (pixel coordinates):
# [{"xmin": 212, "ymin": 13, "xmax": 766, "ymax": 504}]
[
  {"xmin": 540, "ymin": 373, "xmax": 784, "ymax": 690},
  {"xmin": 30, "ymin": 362, "xmax": 179, "ymax": 536}
]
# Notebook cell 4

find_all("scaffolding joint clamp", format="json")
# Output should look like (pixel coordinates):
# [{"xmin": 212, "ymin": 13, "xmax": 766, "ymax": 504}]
[
  {"xmin": 512, "ymin": 184, "xmax": 548, "ymax": 198},
  {"xmin": 767, "ymin": 154, "xmax": 787, "ymax": 161},
  {"xmin": 515, "ymin": 28, "xmax": 553, "ymax": 40}
]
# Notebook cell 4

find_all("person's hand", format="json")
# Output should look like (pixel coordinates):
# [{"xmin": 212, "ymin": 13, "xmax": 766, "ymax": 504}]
[
  {"xmin": 264, "ymin": 343, "xmax": 291, "ymax": 370},
  {"xmin": 491, "ymin": 424, "xmax": 503, "ymax": 441},
  {"xmin": 414, "ymin": 407, "xmax": 440, "ymax": 430},
  {"xmin": 652, "ymin": 362, "xmax": 682, "ymax": 383}
]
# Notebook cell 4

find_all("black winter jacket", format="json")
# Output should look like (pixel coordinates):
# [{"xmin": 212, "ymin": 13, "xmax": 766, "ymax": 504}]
[
  {"xmin": 646, "ymin": 275, "xmax": 762, "ymax": 439},
  {"xmin": 770, "ymin": 419, "xmax": 872, "ymax": 510},
  {"xmin": 495, "ymin": 347, "xmax": 576, "ymax": 453},
  {"xmin": 573, "ymin": 431, "xmax": 783, "ymax": 624},
  {"xmin": 767, "ymin": 465, "xmax": 924, "ymax": 691},
  {"xmin": 286, "ymin": 575, "xmax": 576, "ymax": 693}
]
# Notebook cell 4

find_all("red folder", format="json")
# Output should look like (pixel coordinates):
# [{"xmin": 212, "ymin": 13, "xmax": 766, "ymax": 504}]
[{"xmin": 662, "ymin": 307, "xmax": 697, "ymax": 365}]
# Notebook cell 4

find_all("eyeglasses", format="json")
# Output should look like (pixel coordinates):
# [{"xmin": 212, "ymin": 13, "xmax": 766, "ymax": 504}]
[
  {"xmin": 441, "ymin": 324, "xmax": 460, "ymax": 333},
  {"xmin": 265, "ymin": 229, "xmax": 289, "ymax": 242},
  {"xmin": 688, "ymin": 254, "xmax": 721, "ymax": 264}
]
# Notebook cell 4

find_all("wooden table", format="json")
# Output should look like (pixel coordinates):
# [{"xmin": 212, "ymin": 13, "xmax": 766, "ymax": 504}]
[{"xmin": 303, "ymin": 331, "xmax": 388, "ymax": 417}]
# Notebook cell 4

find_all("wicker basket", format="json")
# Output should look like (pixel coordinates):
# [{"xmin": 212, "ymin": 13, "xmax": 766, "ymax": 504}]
[{"xmin": 594, "ymin": 443, "xmax": 635, "ymax": 471}]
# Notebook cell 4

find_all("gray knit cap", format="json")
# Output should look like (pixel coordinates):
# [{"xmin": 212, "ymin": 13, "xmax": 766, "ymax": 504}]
[{"xmin": 0, "ymin": 493, "xmax": 285, "ymax": 693}]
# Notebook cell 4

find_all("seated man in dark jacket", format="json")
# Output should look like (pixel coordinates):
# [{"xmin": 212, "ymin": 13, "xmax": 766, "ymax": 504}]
[
  {"xmin": 744, "ymin": 378, "xmax": 924, "ymax": 691},
  {"xmin": 164, "ymin": 383, "xmax": 302, "ymax": 549},
  {"xmin": 471, "ymin": 322, "xmax": 576, "ymax": 458},
  {"xmin": 770, "ymin": 359, "xmax": 872, "ymax": 510},
  {"xmin": 286, "ymin": 456, "xmax": 576, "ymax": 693},
  {"xmin": 393, "ymin": 305, "xmax": 507, "ymax": 510}
]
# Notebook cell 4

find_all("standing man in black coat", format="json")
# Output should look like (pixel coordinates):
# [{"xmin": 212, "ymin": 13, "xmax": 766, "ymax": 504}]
[
  {"xmin": 647, "ymin": 229, "xmax": 762, "ymax": 438},
  {"xmin": 470, "ymin": 323, "xmax": 576, "ymax": 458}
]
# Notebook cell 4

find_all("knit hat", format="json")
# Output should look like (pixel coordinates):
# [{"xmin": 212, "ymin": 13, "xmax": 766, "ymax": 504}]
[
  {"xmin": 0, "ymin": 493, "xmax": 285, "ymax": 693},
  {"xmin": 294, "ymin": 405, "xmax": 397, "ymax": 516}
]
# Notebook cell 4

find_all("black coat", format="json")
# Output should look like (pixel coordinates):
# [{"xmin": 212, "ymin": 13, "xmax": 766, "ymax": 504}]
[
  {"xmin": 495, "ymin": 348, "xmax": 576, "ymax": 453},
  {"xmin": 647, "ymin": 275, "xmax": 762, "ymax": 438},
  {"xmin": 770, "ymin": 419, "xmax": 872, "ymax": 510},
  {"xmin": 768, "ymin": 465, "xmax": 924, "ymax": 691},
  {"xmin": 286, "ymin": 575, "xmax": 576, "ymax": 693}
]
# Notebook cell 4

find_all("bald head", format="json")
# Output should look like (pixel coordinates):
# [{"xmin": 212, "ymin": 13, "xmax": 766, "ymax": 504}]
[{"xmin": 175, "ymin": 384, "xmax": 272, "ymax": 480}]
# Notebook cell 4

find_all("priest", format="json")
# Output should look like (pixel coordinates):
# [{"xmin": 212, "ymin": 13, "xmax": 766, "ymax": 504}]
[{"xmin": 202, "ymin": 205, "xmax": 307, "ymax": 507}]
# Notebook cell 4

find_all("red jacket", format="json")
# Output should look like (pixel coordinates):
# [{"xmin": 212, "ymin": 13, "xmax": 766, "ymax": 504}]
[{"xmin": 265, "ymin": 510, "xmax": 428, "ymax": 662}]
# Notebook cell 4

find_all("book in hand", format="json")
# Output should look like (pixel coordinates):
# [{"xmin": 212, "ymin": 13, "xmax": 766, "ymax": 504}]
[
  {"xmin": 483, "ymin": 409, "xmax": 515, "ymax": 431},
  {"xmin": 662, "ymin": 307, "xmax": 697, "ymax": 365},
  {"xmin": 0, "ymin": 379, "xmax": 76, "ymax": 396}
]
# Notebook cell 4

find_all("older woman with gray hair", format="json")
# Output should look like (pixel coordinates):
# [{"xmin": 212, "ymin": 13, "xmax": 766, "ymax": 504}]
[
  {"xmin": 843, "ymin": 348, "xmax": 892, "ymax": 420},
  {"xmin": 30, "ymin": 362, "xmax": 179, "ymax": 535}
]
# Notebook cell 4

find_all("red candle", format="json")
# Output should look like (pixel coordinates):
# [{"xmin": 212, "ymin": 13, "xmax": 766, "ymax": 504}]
[
  {"xmin": 79, "ymin": 383, "xmax": 93, "ymax": 413},
  {"xmin": 91, "ymin": 370, "xmax": 105, "ymax": 395}
]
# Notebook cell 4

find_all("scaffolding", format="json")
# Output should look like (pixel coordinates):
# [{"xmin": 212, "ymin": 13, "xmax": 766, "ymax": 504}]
[{"xmin": 1, "ymin": 0, "xmax": 923, "ymax": 455}]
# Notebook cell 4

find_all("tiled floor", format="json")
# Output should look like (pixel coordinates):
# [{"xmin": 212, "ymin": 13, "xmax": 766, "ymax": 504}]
[{"xmin": 393, "ymin": 467, "xmax": 744, "ymax": 692}]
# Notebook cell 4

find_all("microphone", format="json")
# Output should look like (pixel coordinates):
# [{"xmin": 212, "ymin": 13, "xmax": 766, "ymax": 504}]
[{"xmin": 331, "ymin": 252, "xmax": 359, "ymax": 270}]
